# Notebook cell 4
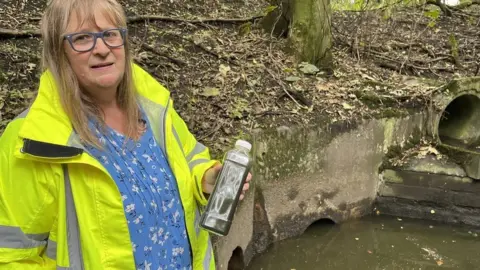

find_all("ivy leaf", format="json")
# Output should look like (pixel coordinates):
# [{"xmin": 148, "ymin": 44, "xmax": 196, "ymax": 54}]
[
  {"xmin": 298, "ymin": 62, "xmax": 319, "ymax": 75},
  {"xmin": 201, "ymin": 87, "xmax": 220, "ymax": 97},
  {"xmin": 424, "ymin": 9, "xmax": 440, "ymax": 20}
]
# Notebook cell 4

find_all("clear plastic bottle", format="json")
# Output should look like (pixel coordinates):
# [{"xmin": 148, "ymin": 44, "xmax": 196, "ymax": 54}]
[{"xmin": 199, "ymin": 139, "xmax": 252, "ymax": 236}]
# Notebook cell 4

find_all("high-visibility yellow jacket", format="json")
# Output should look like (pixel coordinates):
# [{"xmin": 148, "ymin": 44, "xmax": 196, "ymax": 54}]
[{"xmin": 0, "ymin": 64, "xmax": 218, "ymax": 269}]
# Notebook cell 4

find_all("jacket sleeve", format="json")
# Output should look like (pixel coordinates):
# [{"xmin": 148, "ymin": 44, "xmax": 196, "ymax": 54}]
[
  {"xmin": 170, "ymin": 106, "xmax": 220, "ymax": 206},
  {"xmin": 0, "ymin": 121, "xmax": 57, "ymax": 269}
]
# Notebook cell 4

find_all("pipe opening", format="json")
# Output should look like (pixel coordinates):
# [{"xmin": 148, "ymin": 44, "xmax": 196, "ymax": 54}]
[
  {"xmin": 227, "ymin": 246, "xmax": 245, "ymax": 270},
  {"xmin": 438, "ymin": 94, "xmax": 480, "ymax": 152},
  {"xmin": 305, "ymin": 218, "xmax": 336, "ymax": 232}
]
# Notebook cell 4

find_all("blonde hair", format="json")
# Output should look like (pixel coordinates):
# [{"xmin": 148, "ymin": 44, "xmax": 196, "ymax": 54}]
[{"xmin": 40, "ymin": 0, "xmax": 139, "ymax": 148}]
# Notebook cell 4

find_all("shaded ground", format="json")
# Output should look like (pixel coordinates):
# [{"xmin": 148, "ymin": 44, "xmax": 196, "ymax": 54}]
[{"xmin": 0, "ymin": 0, "xmax": 479, "ymax": 156}]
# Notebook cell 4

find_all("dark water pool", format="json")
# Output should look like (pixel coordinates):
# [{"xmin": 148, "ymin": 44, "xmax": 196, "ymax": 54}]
[{"xmin": 247, "ymin": 215, "xmax": 480, "ymax": 270}]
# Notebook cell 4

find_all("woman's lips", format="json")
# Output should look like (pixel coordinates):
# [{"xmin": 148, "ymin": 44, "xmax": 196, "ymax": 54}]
[{"xmin": 91, "ymin": 63, "xmax": 113, "ymax": 70}]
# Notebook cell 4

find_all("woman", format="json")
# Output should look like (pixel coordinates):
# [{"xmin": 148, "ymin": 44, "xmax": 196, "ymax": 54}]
[{"xmin": 0, "ymin": 0, "xmax": 251, "ymax": 269}]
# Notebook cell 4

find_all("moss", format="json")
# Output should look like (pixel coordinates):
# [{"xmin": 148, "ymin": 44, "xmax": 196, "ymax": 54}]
[
  {"xmin": 0, "ymin": 71, "xmax": 6, "ymax": 84},
  {"xmin": 437, "ymin": 144, "xmax": 472, "ymax": 164},
  {"xmin": 379, "ymin": 108, "xmax": 408, "ymax": 118},
  {"xmin": 382, "ymin": 169, "xmax": 404, "ymax": 184},
  {"xmin": 356, "ymin": 91, "xmax": 400, "ymax": 109},
  {"xmin": 384, "ymin": 145, "xmax": 403, "ymax": 160}
]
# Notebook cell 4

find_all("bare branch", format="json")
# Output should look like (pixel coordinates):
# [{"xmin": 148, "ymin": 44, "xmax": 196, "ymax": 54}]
[{"xmin": 0, "ymin": 28, "xmax": 40, "ymax": 38}]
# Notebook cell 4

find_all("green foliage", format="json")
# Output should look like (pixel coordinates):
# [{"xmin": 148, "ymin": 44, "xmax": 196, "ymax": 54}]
[
  {"xmin": 424, "ymin": 9, "xmax": 440, "ymax": 20},
  {"xmin": 228, "ymin": 98, "xmax": 250, "ymax": 119},
  {"xmin": 331, "ymin": 0, "xmax": 430, "ymax": 11},
  {"xmin": 238, "ymin": 22, "xmax": 252, "ymax": 36},
  {"xmin": 449, "ymin": 33, "xmax": 459, "ymax": 63},
  {"xmin": 424, "ymin": 8, "xmax": 440, "ymax": 27},
  {"xmin": 263, "ymin": 5, "xmax": 278, "ymax": 15}
]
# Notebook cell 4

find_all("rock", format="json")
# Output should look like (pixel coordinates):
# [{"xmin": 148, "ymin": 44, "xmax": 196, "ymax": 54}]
[{"xmin": 403, "ymin": 154, "xmax": 466, "ymax": 177}]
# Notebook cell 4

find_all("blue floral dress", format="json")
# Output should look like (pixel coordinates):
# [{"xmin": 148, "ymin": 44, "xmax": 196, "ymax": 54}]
[{"xmin": 84, "ymin": 111, "xmax": 192, "ymax": 270}]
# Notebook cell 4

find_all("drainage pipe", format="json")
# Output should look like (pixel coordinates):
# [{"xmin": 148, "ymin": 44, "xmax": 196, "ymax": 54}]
[{"xmin": 429, "ymin": 77, "xmax": 480, "ymax": 179}]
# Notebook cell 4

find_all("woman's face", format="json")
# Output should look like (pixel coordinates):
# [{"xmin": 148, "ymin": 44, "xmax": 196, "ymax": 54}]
[{"xmin": 64, "ymin": 10, "xmax": 126, "ymax": 95}]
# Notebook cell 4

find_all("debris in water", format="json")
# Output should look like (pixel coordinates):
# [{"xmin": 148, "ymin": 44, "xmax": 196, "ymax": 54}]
[
  {"xmin": 367, "ymin": 250, "xmax": 373, "ymax": 254},
  {"xmin": 397, "ymin": 218, "xmax": 402, "ymax": 221},
  {"xmin": 355, "ymin": 237, "xmax": 359, "ymax": 241},
  {"xmin": 401, "ymin": 226, "xmax": 404, "ymax": 229},
  {"xmin": 437, "ymin": 260, "xmax": 444, "ymax": 266},
  {"xmin": 430, "ymin": 210, "xmax": 435, "ymax": 214},
  {"xmin": 429, "ymin": 225, "xmax": 434, "ymax": 229}
]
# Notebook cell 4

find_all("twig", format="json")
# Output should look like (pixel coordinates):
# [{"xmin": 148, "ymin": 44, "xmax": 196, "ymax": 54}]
[
  {"xmin": 141, "ymin": 44, "xmax": 187, "ymax": 67},
  {"xmin": 0, "ymin": 28, "xmax": 40, "ymax": 38},
  {"xmin": 170, "ymin": 33, "xmax": 239, "ymax": 66},
  {"xmin": 264, "ymin": 68, "xmax": 310, "ymax": 109},
  {"xmin": 127, "ymin": 15, "xmax": 264, "ymax": 24},
  {"xmin": 29, "ymin": 15, "xmax": 264, "ymax": 24},
  {"xmin": 11, "ymin": 14, "xmax": 264, "ymax": 40},
  {"xmin": 198, "ymin": 122, "xmax": 224, "ymax": 141}
]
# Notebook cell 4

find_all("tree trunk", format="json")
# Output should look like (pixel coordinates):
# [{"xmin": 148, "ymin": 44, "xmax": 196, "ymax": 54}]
[
  {"xmin": 289, "ymin": 0, "xmax": 333, "ymax": 71},
  {"xmin": 261, "ymin": 0, "xmax": 333, "ymax": 72}
]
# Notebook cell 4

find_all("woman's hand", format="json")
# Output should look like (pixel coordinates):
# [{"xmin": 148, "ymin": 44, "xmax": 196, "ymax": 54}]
[{"xmin": 202, "ymin": 163, "xmax": 252, "ymax": 200}]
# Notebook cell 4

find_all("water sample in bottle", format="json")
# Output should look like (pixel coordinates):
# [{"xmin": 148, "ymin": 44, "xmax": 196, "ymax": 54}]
[{"xmin": 199, "ymin": 139, "xmax": 252, "ymax": 236}]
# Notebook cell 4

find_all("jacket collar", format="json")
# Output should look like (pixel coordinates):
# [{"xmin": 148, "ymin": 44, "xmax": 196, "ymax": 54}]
[{"xmin": 16, "ymin": 64, "xmax": 171, "ymax": 160}]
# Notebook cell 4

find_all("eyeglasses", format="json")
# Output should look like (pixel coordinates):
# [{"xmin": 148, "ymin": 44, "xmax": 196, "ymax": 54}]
[{"xmin": 64, "ymin": 28, "xmax": 127, "ymax": 52}]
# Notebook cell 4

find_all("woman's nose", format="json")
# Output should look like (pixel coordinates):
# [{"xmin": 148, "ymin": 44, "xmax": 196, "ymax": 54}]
[{"xmin": 92, "ymin": 37, "xmax": 110, "ymax": 56}]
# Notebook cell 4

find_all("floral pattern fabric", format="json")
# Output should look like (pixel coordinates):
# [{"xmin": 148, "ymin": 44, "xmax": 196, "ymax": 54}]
[{"xmin": 84, "ymin": 113, "xmax": 192, "ymax": 270}]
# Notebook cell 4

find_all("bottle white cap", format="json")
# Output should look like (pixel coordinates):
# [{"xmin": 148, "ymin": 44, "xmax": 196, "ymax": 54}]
[{"xmin": 235, "ymin": 140, "xmax": 252, "ymax": 152}]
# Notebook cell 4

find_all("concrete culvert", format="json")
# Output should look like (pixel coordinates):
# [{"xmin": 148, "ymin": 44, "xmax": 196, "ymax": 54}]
[
  {"xmin": 305, "ymin": 218, "xmax": 336, "ymax": 232},
  {"xmin": 227, "ymin": 247, "xmax": 245, "ymax": 270},
  {"xmin": 438, "ymin": 94, "xmax": 480, "ymax": 152}
]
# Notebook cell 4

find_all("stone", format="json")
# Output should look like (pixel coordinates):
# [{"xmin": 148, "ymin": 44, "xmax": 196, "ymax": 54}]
[
  {"xmin": 381, "ymin": 169, "xmax": 477, "ymax": 193},
  {"xmin": 463, "ymin": 154, "xmax": 480, "ymax": 180},
  {"xmin": 402, "ymin": 154, "xmax": 466, "ymax": 177},
  {"xmin": 376, "ymin": 196, "xmax": 480, "ymax": 228},
  {"xmin": 378, "ymin": 182, "xmax": 480, "ymax": 208}
]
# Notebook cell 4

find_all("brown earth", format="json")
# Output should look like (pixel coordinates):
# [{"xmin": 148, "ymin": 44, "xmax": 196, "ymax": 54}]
[{"xmin": 0, "ymin": 0, "xmax": 479, "ymax": 156}]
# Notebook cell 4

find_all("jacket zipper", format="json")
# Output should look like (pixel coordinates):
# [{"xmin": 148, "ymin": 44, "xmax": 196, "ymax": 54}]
[{"xmin": 162, "ymin": 97, "xmax": 196, "ymax": 263}]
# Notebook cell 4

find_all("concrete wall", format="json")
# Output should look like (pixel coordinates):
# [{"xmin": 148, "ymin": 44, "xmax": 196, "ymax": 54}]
[{"xmin": 211, "ymin": 113, "xmax": 427, "ymax": 269}]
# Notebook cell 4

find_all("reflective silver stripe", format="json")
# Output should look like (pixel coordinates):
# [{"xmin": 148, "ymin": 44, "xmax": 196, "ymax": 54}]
[
  {"xmin": 186, "ymin": 142, "xmax": 207, "ymax": 163},
  {"xmin": 189, "ymin": 158, "xmax": 209, "ymax": 171},
  {"xmin": 172, "ymin": 127, "xmax": 184, "ymax": 156},
  {"xmin": 67, "ymin": 132, "xmax": 87, "ymax": 151},
  {"xmin": 138, "ymin": 96, "xmax": 167, "ymax": 154},
  {"xmin": 46, "ymin": 239, "xmax": 57, "ymax": 260},
  {"xmin": 203, "ymin": 238, "xmax": 213, "ymax": 270},
  {"xmin": 14, "ymin": 108, "xmax": 30, "ymax": 120},
  {"xmin": 0, "ymin": 226, "xmax": 48, "ymax": 249},
  {"xmin": 63, "ymin": 164, "xmax": 85, "ymax": 270},
  {"xmin": 194, "ymin": 207, "xmax": 201, "ymax": 236}
]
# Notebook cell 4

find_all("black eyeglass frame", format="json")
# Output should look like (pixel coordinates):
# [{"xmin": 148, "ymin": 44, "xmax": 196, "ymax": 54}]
[{"xmin": 63, "ymin": 28, "xmax": 128, "ymax": 52}]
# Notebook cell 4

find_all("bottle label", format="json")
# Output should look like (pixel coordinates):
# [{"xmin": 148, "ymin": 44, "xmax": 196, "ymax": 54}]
[{"xmin": 210, "ymin": 161, "xmax": 245, "ymax": 220}]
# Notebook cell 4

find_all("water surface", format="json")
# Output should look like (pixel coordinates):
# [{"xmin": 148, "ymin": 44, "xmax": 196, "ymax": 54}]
[{"xmin": 247, "ymin": 215, "xmax": 480, "ymax": 270}]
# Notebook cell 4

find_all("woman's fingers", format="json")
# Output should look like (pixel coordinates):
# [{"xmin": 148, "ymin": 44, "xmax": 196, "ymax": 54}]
[
  {"xmin": 239, "ymin": 173, "xmax": 252, "ymax": 201},
  {"xmin": 246, "ymin": 172, "xmax": 252, "ymax": 182},
  {"xmin": 242, "ymin": 182, "xmax": 249, "ymax": 191}
]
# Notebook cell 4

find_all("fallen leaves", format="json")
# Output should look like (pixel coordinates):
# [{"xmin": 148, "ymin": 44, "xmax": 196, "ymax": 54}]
[{"xmin": 298, "ymin": 62, "xmax": 319, "ymax": 75}]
